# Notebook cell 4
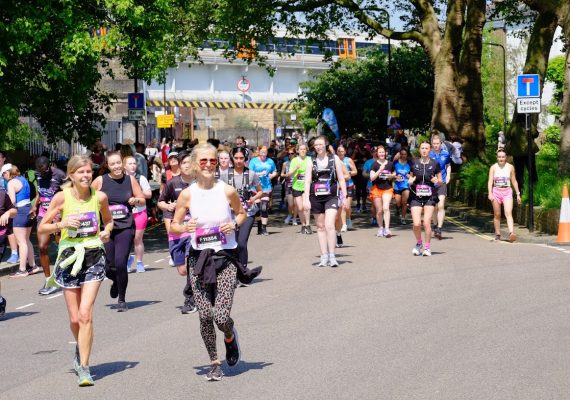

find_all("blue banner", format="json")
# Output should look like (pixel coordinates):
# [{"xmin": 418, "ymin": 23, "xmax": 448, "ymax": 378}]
[{"xmin": 322, "ymin": 108, "xmax": 340, "ymax": 140}]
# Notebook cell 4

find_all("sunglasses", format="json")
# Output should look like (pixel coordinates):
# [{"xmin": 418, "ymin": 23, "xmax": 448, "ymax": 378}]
[
  {"xmin": 288, "ymin": 153, "xmax": 296, "ymax": 156},
  {"xmin": 199, "ymin": 158, "xmax": 218, "ymax": 167}
]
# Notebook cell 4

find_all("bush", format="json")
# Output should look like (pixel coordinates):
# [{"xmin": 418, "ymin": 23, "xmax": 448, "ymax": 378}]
[
  {"xmin": 544, "ymin": 125, "xmax": 561, "ymax": 143},
  {"xmin": 459, "ymin": 159, "xmax": 490, "ymax": 193}
]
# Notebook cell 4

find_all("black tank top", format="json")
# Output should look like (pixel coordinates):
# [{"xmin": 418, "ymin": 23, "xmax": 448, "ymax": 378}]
[{"xmin": 101, "ymin": 174, "xmax": 134, "ymax": 230}]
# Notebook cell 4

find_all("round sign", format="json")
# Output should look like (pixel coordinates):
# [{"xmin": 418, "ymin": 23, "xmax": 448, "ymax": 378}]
[{"xmin": 237, "ymin": 78, "xmax": 251, "ymax": 92}]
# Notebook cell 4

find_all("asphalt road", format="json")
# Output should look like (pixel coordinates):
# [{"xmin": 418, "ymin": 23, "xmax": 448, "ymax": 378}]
[{"xmin": 1, "ymin": 214, "xmax": 570, "ymax": 400}]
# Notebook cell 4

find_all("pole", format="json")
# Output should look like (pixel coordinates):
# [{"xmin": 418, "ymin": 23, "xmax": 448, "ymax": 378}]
[
  {"xmin": 134, "ymin": 77, "xmax": 140, "ymax": 145},
  {"xmin": 526, "ymin": 113, "xmax": 534, "ymax": 232}
]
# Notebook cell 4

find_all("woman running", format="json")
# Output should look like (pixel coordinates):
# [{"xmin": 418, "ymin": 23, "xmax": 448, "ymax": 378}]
[
  {"xmin": 248, "ymin": 146, "xmax": 277, "ymax": 236},
  {"xmin": 369, "ymin": 146, "xmax": 395, "ymax": 238},
  {"xmin": 337, "ymin": 145, "xmax": 357, "ymax": 231},
  {"xmin": 124, "ymin": 156, "xmax": 152, "ymax": 272},
  {"xmin": 487, "ymin": 149, "xmax": 521, "ymax": 242},
  {"xmin": 0, "ymin": 184, "xmax": 16, "ymax": 316},
  {"xmin": 408, "ymin": 142, "xmax": 442, "ymax": 257},
  {"xmin": 303, "ymin": 136, "xmax": 348, "ymax": 267},
  {"xmin": 393, "ymin": 147, "xmax": 411, "ymax": 225},
  {"xmin": 38, "ymin": 155, "xmax": 113, "ymax": 386},
  {"xmin": 4, "ymin": 164, "xmax": 40, "ymax": 277},
  {"xmin": 281, "ymin": 146, "xmax": 298, "ymax": 225},
  {"xmin": 287, "ymin": 143, "xmax": 313, "ymax": 234},
  {"xmin": 92, "ymin": 151, "xmax": 145, "ymax": 311},
  {"xmin": 171, "ymin": 143, "xmax": 246, "ymax": 381}
]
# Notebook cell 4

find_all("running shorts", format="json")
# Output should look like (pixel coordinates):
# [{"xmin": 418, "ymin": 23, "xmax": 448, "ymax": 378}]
[
  {"xmin": 370, "ymin": 186, "xmax": 394, "ymax": 199},
  {"xmin": 133, "ymin": 210, "xmax": 148, "ymax": 230},
  {"xmin": 436, "ymin": 183, "xmax": 447, "ymax": 197},
  {"xmin": 492, "ymin": 187, "xmax": 512, "ymax": 204},
  {"xmin": 14, "ymin": 205, "xmax": 33, "ymax": 228},
  {"xmin": 169, "ymin": 236, "xmax": 190, "ymax": 266},
  {"xmin": 54, "ymin": 247, "xmax": 106, "ymax": 288},
  {"xmin": 292, "ymin": 189, "xmax": 304, "ymax": 198},
  {"xmin": 309, "ymin": 194, "xmax": 339, "ymax": 214}
]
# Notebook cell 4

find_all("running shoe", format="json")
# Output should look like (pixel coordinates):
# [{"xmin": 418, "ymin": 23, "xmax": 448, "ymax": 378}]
[
  {"xmin": 305, "ymin": 226, "xmax": 313, "ymax": 235},
  {"xmin": 376, "ymin": 227, "xmax": 385, "ymax": 237},
  {"xmin": 434, "ymin": 227, "xmax": 442, "ymax": 240},
  {"xmin": 38, "ymin": 285, "xmax": 59, "ymax": 296},
  {"xmin": 117, "ymin": 301, "xmax": 128, "ymax": 312},
  {"xmin": 26, "ymin": 265, "xmax": 42, "ymax": 275},
  {"xmin": 73, "ymin": 346, "xmax": 80, "ymax": 375},
  {"xmin": 422, "ymin": 248, "xmax": 432, "ymax": 257},
  {"xmin": 340, "ymin": 224, "xmax": 347, "ymax": 232},
  {"xmin": 206, "ymin": 364, "xmax": 224, "ymax": 381},
  {"xmin": 224, "ymin": 328, "xmax": 241, "ymax": 367},
  {"xmin": 261, "ymin": 226, "xmax": 269, "ymax": 236},
  {"xmin": 9, "ymin": 270, "xmax": 28, "ymax": 278},
  {"xmin": 110, "ymin": 281, "xmax": 118, "ymax": 299},
  {"xmin": 384, "ymin": 228, "xmax": 392, "ymax": 238},
  {"xmin": 181, "ymin": 298, "xmax": 198, "ymax": 314},
  {"xmin": 284, "ymin": 215, "xmax": 292, "ymax": 224},
  {"xmin": 412, "ymin": 243, "xmax": 423, "ymax": 256},
  {"xmin": 346, "ymin": 219, "xmax": 353, "ymax": 230},
  {"xmin": 0, "ymin": 296, "xmax": 6, "ymax": 318},
  {"xmin": 292, "ymin": 218, "xmax": 299, "ymax": 226},
  {"xmin": 127, "ymin": 255, "xmax": 134, "ymax": 272},
  {"xmin": 400, "ymin": 217, "xmax": 407, "ymax": 225},
  {"xmin": 336, "ymin": 234, "xmax": 344, "ymax": 248},
  {"xmin": 508, "ymin": 232, "xmax": 517, "ymax": 242},
  {"xmin": 77, "ymin": 366, "xmax": 94, "ymax": 387},
  {"xmin": 136, "ymin": 262, "xmax": 145, "ymax": 273},
  {"xmin": 169, "ymin": 258, "xmax": 175, "ymax": 267},
  {"xmin": 318, "ymin": 254, "xmax": 328, "ymax": 267},
  {"xmin": 329, "ymin": 255, "xmax": 339, "ymax": 267},
  {"xmin": 356, "ymin": 205, "xmax": 362, "ymax": 213},
  {"xmin": 494, "ymin": 234, "xmax": 501, "ymax": 241},
  {"xmin": 6, "ymin": 253, "xmax": 19, "ymax": 264}
]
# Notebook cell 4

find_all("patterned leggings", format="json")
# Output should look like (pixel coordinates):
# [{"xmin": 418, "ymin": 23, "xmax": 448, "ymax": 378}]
[{"xmin": 189, "ymin": 259, "xmax": 237, "ymax": 362}]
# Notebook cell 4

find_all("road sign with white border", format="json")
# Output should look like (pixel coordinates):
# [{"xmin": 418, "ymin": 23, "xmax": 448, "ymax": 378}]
[
  {"xmin": 128, "ymin": 93, "xmax": 145, "ymax": 109},
  {"xmin": 517, "ymin": 74, "xmax": 540, "ymax": 98},
  {"xmin": 237, "ymin": 78, "xmax": 251, "ymax": 92},
  {"xmin": 517, "ymin": 97, "xmax": 541, "ymax": 114},
  {"xmin": 128, "ymin": 109, "xmax": 145, "ymax": 121}
]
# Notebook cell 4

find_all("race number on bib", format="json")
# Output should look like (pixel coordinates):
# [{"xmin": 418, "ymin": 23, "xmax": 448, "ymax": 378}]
[
  {"xmin": 297, "ymin": 173, "xmax": 305, "ymax": 182},
  {"xmin": 314, "ymin": 181, "xmax": 331, "ymax": 196},
  {"xmin": 109, "ymin": 204, "xmax": 129, "ymax": 220},
  {"xmin": 494, "ymin": 177, "xmax": 508, "ymax": 188},
  {"xmin": 379, "ymin": 170, "xmax": 391, "ymax": 180},
  {"xmin": 416, "ymin": 184, "xmax": 432, "ymax": 197},
  {"xmin": 69, "ymin": 212, "xmax": 98, "ymax": 238},
  {"xmin": 195, "ymin": 226, "xmax": 227, "ymax": 250}
]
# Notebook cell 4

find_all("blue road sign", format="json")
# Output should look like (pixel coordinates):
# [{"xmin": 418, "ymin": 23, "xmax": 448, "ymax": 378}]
[
  {"xmin": 517, "ymin": 74, "xmax": 540, "ymax": 98},
  {"xmin": 128, "ymin": 93, "xmax": 145, "ymax": 109}
]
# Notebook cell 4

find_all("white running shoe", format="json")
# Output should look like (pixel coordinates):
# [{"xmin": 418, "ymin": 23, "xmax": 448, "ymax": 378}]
[
  {"xmin": 292, "ymin": 218, "xmax": 299, "ymax": 226},
  {"xmin": 412, "ymin": 243, "xmax": 423, "ymax": 256},
  {"xmin": 384, "ymin": 228, "xmax": 392, "ymax": 238},
  {"xmin": 318, "ymin": 254, "xmax": 328, "ymax": 267},
  {"xmin": 376, "ymin": 227, "xmax": 385, "ymax": 237},
  {"xmin": 284, "ymin": 215, "xmax": 292, "ymax": 224},
  {"xmin": 340, "ymin": 224, "xmax": 347, "ymax": 232},
  {"xmin": 422, "ymin": 248, "xmax": 432, "ymax": 257},
  {"xmin": 346, "ymin": 219, "xmax": 353, "ymax": 230}
]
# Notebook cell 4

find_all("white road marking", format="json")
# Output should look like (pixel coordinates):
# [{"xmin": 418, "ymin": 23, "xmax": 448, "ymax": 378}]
[
  {"xmin": 16, "ymin": 303, "xmax": 34, "ymax": 310},
  {"xmin": 154, "ymin": 259, "xmax": 164, "ymax": 263},
  {"xmin": 47, "ymin": 293, "xmax": 63, "ymax": 300}
]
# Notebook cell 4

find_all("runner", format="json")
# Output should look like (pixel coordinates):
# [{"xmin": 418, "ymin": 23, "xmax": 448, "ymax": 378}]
[
  {"xmin": 287, "ymin": 143, "xmax": 313, "ymax": 234},
  {"xmin": 38, "ymin": 155, "xmax": 113, "ymax": 386},
  {"xmin": 303, "ymin": 136, "xmax": 348, "ymax": 267},
  {"xmin": 3, "ymin": 164, "xmax": 40, "ymax": 277},
  {"xmin": 487, "ymin": 149, "xmax": 521, "ymax": 242},
  {"xmin": 220, "ymin": 147, "xmax": 263, "ymax": 275},
  {"xmin": 35, "ymin": 156, "xmax": 66, "ymax": 294},
  {"xmin": 92, "ymin": 151, "xmax": 145, "ymax": 311},
  {"xmin": 170, "ymin": 143, "xmax": 247, "ymax": 381},
  {"xmin": 0, "ymin": 152, "xmax": 19, "ymax": 264},
  {"xmin": 362, "ymin": 148, "xmax": 378, "ymax": 226},
  {"xmin": 157, "ymin": 151, "xmax": 197, "ymax": 314},
  {"xmin": 393, "ymin": 148, "xmax": 411, "ymax": 225},
  {"xmin": 408, "ymin": 142, "xmax": 442, "ymax": 256},
  {"xmin": 248, "ymin": 146, "xmax": 277, "ymax": 236},
  {"xmin": 337, "ymin": 145, "xmax": 357, "ymax": 231},
  {"xmin": 369, "ymin": 146, "xmax": 395, "ymax": 238},
  {"xmin": 0, "ymin": 183, "xmax": 16, "ymax": 318},
  {"xmin": 429, "ymin": 133, "xmax": 451, "ymax": 239},
  {"xmin": 280, "ymin": 146, "xmax": 298, "ymax": 225},
  {"xmin": 216, "ymin": 150, "xmax": 231, "ymax": 178},
  {"xmin": 124, "ymin": 156, "xmax": 152, "ymax": 273}
]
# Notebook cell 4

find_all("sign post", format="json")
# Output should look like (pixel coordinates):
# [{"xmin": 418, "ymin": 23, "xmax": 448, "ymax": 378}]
[
  {"xmin": 128, "ymin": 92, "xmax": 145, "ymax": 144},
  {"xmin": 516, "ymin": 74, "xmax": 541, "ymax": 232},
  {"xmin": 237, "ymin": 76, "xmax": 250, "ymax": 108}
]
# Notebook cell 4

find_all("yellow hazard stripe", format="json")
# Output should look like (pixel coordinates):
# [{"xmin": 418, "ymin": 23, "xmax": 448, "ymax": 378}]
[{"xmin": 145, "ymin": 100, "xmax": 293, "ymax": 109}]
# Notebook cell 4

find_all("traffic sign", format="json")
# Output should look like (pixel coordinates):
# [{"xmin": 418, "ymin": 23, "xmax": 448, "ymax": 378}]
[
  {"xmin": 156, "ymin": 114, "xmax": 175, "ymax": 128},
  {"xmin": 517, "ymin": 74, "xmax": 540, "ymax": 98},
  {"xmin": 517, "ymin": 98, "xmax": 541, "ymax": 114},
  {"xmin": 237, "ymin": 77, "xmax": 251, "ymax": 92},
  {"xmin": 128, "ymin": 93, "xmax": 145, "ymax": 109},
  {"xmin": 128, "ymin": 109, "xmax": 145, "ymax": 121}
]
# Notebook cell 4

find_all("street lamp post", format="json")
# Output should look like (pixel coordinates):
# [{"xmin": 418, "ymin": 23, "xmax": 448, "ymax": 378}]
[{"xmin": 483, "ymin": 41, "xmax": 507, "ymax": 135}]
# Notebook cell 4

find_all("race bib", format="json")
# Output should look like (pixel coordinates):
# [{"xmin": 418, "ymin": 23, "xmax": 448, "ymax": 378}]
[
  {"xmin": 0, "ymin": 227, "xmax": 6, "ymax": 236},
  {"xmin": 494, "ymin": 177, "xmax": 508, "ymax": 188},
  {"xmin": 416, "ymin": 184, "xmax": 432, "ymax": 197},
  {"xmin": 109, "ymin": 204, "xmax": 129, "ymax": 220},
  {"xmin": 286, "ymin": 179, "xmax": 293, "ymax": 188},
  {"xmin": 195, "ymin": 226, "xmax": 227, "ymax": 250},
  {"xmin": 297, "ymin": 173, "xmax": 305, "ymax": 182},
  {"xmin": 314, "ymin": 181, "xmax": 331, "ymax": 196},
  {"xmin": 378, "ymin": 170, "xmax": 391, "ymax": 180},
  {"xmin": 40, "ymin": 196, "xmax": 52, "ymax": 211},
  {"xmin": 68, "ymin": 212, "xmax": 98, "ymax": 238}
]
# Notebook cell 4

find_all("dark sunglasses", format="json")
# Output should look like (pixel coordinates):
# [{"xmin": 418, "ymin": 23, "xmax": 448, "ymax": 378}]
[
  {"xmin": 288, "ymin": 152, "xmax": 296, "ymax": 156},
  {"xmin": 199, "ymin": 158, "xmax": 218, "ymax": 167}
]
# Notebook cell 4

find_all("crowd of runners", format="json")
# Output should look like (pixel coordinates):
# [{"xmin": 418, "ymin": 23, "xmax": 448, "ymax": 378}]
[{"xmin": 0, "ymin": 130, "xmax": 522, "ymax": 385}]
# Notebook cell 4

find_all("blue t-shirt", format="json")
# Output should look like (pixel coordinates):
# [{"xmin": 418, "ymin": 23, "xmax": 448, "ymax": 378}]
[
  {"xmin": 429, "ymin": 148, "xmax": 451, "ymax": 184},
  {"xmin": 342, "ymin": 157, "xmax": 354, "ymax": 187},
  {"xmin": 393, "ymin": 161, "xmax": 411, "ymax": 191},
  {"xmin": 248, "ymin": 157, "xmax": 277, "ymax": 192},
  {"xmin": 363, "ymin": 158, "xmax": 375, "ymax": 190}
]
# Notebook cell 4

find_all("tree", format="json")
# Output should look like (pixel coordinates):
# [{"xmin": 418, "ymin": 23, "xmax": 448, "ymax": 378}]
[{"xmin": 297, "ymin": 45, "xmax": 433, "ymax": 137}]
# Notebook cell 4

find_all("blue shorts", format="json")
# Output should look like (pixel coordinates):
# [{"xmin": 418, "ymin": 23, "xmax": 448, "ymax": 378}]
[
  {"xmin": 14, "ymin": 205, "xmax": 33, "ymax": 228},
  {"xmin": 169, "ymin": 236, "xmax": 190, "ymax": 266}
]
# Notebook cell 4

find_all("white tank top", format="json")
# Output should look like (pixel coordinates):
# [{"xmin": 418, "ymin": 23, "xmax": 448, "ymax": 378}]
[
  {"xmin": 493, "ymin": 163, "xmax": 511, "ymax": 188},
  {"xmin": 189, "ymin": 181, "xmax": 237, "ymax": 251}
]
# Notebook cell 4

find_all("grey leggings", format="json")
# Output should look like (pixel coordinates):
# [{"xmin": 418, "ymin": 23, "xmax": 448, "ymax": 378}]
[{"xmin": 189, "ymin": 258, "xmax": 237, "ymax": 362}]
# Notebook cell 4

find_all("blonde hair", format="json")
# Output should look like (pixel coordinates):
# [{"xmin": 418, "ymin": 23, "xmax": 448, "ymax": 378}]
[
  {"xmin": 5, "ymin": 165, "xmax": 21, "ymax": 179},
  {"xmin": 62, "ymin": 155, "xmax": 92, "ymax": 188},
  {"xmin": 190, "ymin": 143, "xmax": 217, "ymax": 179}
]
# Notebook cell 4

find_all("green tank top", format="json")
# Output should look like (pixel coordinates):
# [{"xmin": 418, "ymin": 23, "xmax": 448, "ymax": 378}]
[
  {"xmin": 60, "ymin": 188, "xmax": 100, "ymax": 245},
  {"xmin": 291, "ymin": 156, "xmax": 312, "ymax": 192}
]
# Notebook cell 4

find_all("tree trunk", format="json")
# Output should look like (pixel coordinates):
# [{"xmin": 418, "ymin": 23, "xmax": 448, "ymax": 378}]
[
  {"xmin": 559, "ymin": 12, "xmax": 570, "ymax": 175},
  {"xmin": 431, "ymin": 51, "xmax": 459, "ymax": 138}
]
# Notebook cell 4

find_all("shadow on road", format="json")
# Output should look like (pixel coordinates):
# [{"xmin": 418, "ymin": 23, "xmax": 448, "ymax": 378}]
[
  {"xmin": 1, "ymin": 311, "xmax": 39, "ymax": 321},
  {"xmin": 104, "ymin": 300, "xmax": 162, "ymax": 310},
  {"xmin": 91, "ymin": 361, "xmax": 140, "ymax": 380},
  {"xmin": 194, "ymin": 360, "xmax": 273, "ymax": 377}
]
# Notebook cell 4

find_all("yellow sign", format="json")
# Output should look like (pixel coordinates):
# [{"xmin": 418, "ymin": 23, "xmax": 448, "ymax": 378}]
[
  {"xmin": 157, "ymin": 114, "xmax": 175, "ymax": 128},
  {"xmin": 388, "ymin": 109, "xmax": 400, "ymax": 118}
]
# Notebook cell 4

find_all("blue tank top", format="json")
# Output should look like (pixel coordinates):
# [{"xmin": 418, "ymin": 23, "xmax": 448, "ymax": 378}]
[
  {"xmin": 342, "ymin": 157, "xmax": 354, "ymax": 187},
  {"xmin": 393, "ymin": 161, "xmax": 411, "ymax": 191},
  {"xmin": 15, "ymin": 176, "xmax": 31, "ymax": 206}
]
